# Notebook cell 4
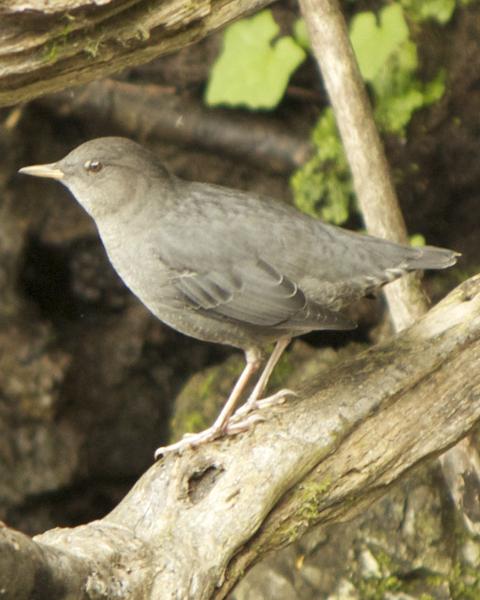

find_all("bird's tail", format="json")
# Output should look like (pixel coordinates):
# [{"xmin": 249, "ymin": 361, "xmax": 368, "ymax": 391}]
[{"xmin": 406, "ymin": 246, "xmax": 460, "ymax": 271}]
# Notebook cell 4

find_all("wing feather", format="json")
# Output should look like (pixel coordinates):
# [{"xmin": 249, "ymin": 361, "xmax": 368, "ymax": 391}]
[
  {"xmin": 174, "ymin": 258, "xmax": 306, "ymax": 327},
  {"xmin": 172, "ymin": 258, "xmax": 355, "ymax": 330}
]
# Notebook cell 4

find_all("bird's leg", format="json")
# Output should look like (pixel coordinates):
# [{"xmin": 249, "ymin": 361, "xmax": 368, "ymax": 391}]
[
  {"xmin": 231, "ymin": 337, "xmax": 296, "ymax": 423},
  {"xmin": 154, "ymin": 349, "xmax": 262, "ymax": 458},
  {"xmin": 203, "ymin": 348, "xmax": 263, "ymax": 432}
]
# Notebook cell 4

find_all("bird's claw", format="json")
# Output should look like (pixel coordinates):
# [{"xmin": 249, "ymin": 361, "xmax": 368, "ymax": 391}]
[
  {"xmin": 154, "ymin": 427, "xmax": 221, "ymax": 458},
  {"xmin": 154, "ymin": 412, "xmax": 265, "ymax": 459},
  {"xmin": 154, "ymin": 388, "xmax": 298, "ymax": 459}
]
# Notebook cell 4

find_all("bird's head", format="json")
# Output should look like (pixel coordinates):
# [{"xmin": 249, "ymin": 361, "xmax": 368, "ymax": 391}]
[{"xmin": 19, "ymin": 137, "xmax": 170, "ymax": 219}]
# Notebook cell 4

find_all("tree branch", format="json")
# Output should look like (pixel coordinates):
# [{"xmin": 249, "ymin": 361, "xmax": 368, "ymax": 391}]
[
  {"xmin": 0, "ymin": 0, "xmax": 272, "ymax": 107},
  {"xmin": 298, "ymin": 0, "xmax": 480, "ymax": 530},
  {"xmin": 36, "ymin": 80, "xmax": 313, "ymax": 174},
  {"xmin": 1, "ymin": 276, "xmax": 479, "ymax": 599},
  {"xmin": 299, "ymin": 0, "xmax": 427, "ymax": 331}
]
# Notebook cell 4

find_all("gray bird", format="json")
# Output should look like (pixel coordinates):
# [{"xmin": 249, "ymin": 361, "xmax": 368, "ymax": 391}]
[{"xmin": 19, "ymin": 137, "xmax": 458, "ymax": 456}]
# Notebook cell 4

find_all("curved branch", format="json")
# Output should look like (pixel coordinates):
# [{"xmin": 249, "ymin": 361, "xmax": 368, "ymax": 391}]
[
  {"xmin": 1, "ymin": 275, "xmax": 479, "ymax": 599},
  {"xmin": 0, "ymin": 0, "xmax": 272, "ymax": 107}
]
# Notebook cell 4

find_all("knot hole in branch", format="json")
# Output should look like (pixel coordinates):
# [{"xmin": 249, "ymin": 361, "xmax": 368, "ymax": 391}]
[{"xmin": 188, "ymin": 464, "xmax": 225, "ymax": 503}]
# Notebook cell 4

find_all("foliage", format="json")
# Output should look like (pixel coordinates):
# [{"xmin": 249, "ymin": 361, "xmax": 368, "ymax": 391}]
[
  {"xmin": 350, "ymin": 4, "xmax": 446, "ymax": 135},
  {"xmin": 350, "ymin": 4, "xmax": 410, "ymax": 81},
  {"xmin": 205, "ymin": 10, "xmax": 305, "ymax": 110},
  {"xmin": 291, "ymin": 109, "xmax": 353, "ymax": 225},
  {"xmin": 400, "ymin": 0, "xmax": 456, "ymax": 23},
  {"xmin": 205, "ymin": 4, "xmax": 450, "ymax": 225},
  {"xmin": 292, "ymin": 17, "xmax": 310, "ymax": 50},
  {"xmin": 293, "ymin": 4, "xmax": 446, "ymax": 222}
]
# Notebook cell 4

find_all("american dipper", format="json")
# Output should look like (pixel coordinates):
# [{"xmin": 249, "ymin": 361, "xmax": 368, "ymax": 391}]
[{"xmin": 20, "ymin": 137, "xmax": 459, "ymax": 456}]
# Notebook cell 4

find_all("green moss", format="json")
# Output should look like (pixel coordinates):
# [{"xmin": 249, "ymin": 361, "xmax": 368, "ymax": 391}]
[
  {"xmin": 450, "ymin": 562, "xmax": 480, "ymax": 599},
  {"xmin": 170, "ymin": 409, "xmax": 208, "ymax": 440},
  {"xmin": 42, "ymin": 20, "xmax": 76, "ymax": 64},
  {"xmin": 181, "ymin": 410, "xmax": 208, "ymax": 434},
  {"xmin": 291, "ymin": 108, "xmax": 354, "ymax": 224},
  {"xmin": 303, "ymin": 477, "xmax": 333, "ymax": 496},
  {"xmin": 169, "ymin": 355, "xmax": 246, "ymax": 439},
  {"xmin": 43, "ymin": 42, "xmax": 60, "ymax": 63},
  {"xmin": 357, "ymin": 574, "xmax": 402, "ymax": 600},
  {"xmin": 197, "ymin": 371, "xmax": 220, "ymax": 402},
  {"xmin": 270, "ymin": 477, "xmax": 334, "ymax": 546},
  {"xmin": 296, "ymin": 479, "xmax": 334, "ymax": 523},
  {"xmin": 298, "ymin": 478, "xmax": 334, "ymax": 519},
  {"xmin": 353, "ymin": 533, "xmax": 480, "ymax": 599}
]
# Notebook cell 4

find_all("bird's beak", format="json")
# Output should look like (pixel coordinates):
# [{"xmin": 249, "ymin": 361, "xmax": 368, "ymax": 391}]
[{"xmin": 19, "ymin": 163, "xmax": 64, "ymax": 180}]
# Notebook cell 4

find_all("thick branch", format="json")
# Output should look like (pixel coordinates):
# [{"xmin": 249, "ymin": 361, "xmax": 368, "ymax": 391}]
[
  {"xmin": 0, "ymin": 0, "xmax": 272, "ymax": 107},
  {"xmin": 1, "ymin": 276, "xmax": 479, "ymax": 599}
]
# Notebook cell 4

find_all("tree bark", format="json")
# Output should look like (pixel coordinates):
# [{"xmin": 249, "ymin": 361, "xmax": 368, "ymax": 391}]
[
  {"xmin": 1, "ymin": 275, "xmax": 479, "ymax": 600},
  {"xmin": 0, "ymin": 0, "xmax": 272, "ymax": 107}
]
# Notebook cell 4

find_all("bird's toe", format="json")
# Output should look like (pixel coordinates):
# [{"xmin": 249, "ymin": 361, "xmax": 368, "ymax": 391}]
[{"xmin": 232, "ymin": 388, "xmax": 298, "ymax": 421}]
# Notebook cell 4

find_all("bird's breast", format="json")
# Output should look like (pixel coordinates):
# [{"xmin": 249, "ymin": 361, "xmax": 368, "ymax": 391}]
[{"xmin": 96, "ymin": 215, "xmax": 170, "ymax": 304}]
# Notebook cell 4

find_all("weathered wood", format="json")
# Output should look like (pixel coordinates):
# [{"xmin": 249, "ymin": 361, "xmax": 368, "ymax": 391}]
[
  {"xmin": 0, "ymin": 0, "xmax": 272, "ymax": 107},
  {"xmin": 1, "ymin": 275, "xmax": 479, "ymax": 600}
]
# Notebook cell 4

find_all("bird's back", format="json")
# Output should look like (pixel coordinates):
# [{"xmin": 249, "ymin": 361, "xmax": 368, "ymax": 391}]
[{"xmin": 156, "ymin": 179, "xmax": 456, "ymax": 306}]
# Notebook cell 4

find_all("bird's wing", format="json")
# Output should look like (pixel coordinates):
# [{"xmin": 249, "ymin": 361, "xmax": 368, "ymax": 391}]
[
  {"xmin": 171, "ymin": 257, "xmax": 354, "ymax": 330},
  {"xmin": 173, "ymin": 258, "xmax": 305, "ymax": 326}
]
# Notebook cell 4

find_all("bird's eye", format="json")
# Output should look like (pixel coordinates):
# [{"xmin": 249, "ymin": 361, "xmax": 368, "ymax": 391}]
[{"xmin": 84, "ymin": 160, "xmax": 103, "ymax": 173}]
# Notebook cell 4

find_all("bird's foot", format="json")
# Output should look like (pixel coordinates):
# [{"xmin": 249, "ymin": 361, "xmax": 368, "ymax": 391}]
[
  {"xmin": 154, "ymin": 414, "xmax": 265, "ymax": 459},
  {"xmin": 154, "ymin": 388, "xmax": 297, "ymax": 458},
  {"xmin": 232, "ymin": 388, "xmax": 297, "ymax": 421},
  {"xmin": 154, "ymin": 427, "xmax": 220, "ymax": 458}
]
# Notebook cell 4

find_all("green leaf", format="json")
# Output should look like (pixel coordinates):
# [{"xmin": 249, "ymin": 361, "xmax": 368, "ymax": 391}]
[
  {"xmin": 350, "ymin": 4, "xmax": 409, "ymax": 81},
  {"xmin": 205, "ymin": 10, "xmax": 306, "ymax": 110},
  {"xmin": 371, "ymin": 40, "xmax": 446, "ymax": 134},
  {"xmin": 293, "ymin": 18, "xmax": 310, "ymax": 50},
  {"xmin": 350, "ymin": 5, "xmax": 445, "ymax": 135}
]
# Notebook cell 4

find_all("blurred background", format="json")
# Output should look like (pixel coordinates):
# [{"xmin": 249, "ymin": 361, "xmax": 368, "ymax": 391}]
[{"xmin": 0, "ymin": 0, "xmax": 479, "ymax": 597}]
